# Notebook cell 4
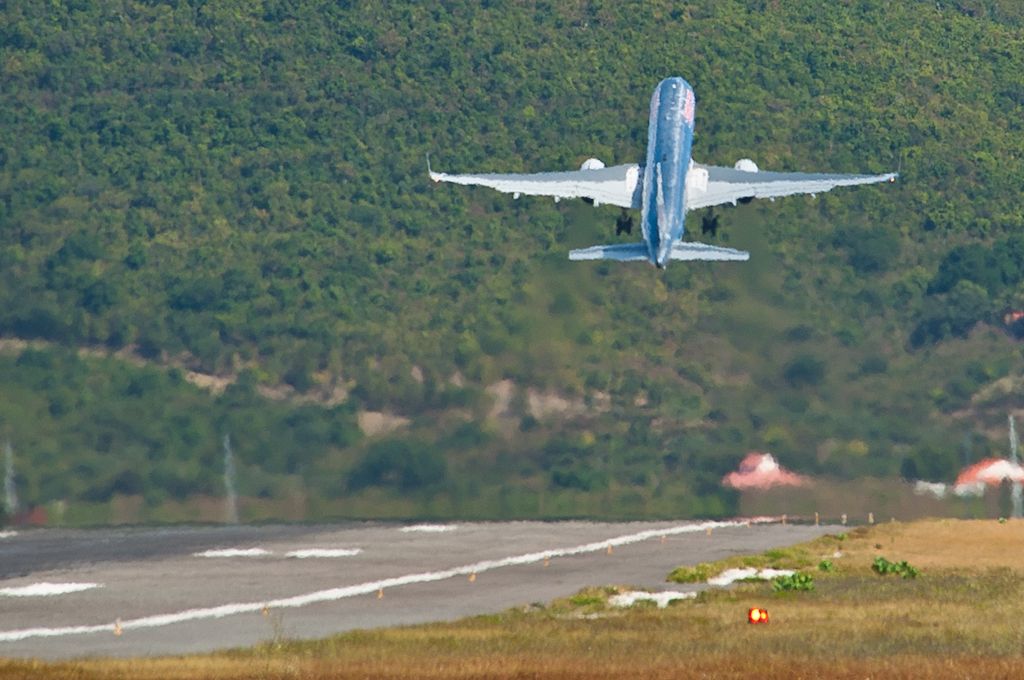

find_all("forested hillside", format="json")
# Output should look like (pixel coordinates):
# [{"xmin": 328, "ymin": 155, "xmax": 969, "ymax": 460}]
[{"xmin": 1, "ymin": 0, "xmax": 1023, "ymax": 524}]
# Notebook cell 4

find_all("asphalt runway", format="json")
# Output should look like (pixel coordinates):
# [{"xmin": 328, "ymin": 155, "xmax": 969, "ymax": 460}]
[{"xmin": 0, "ymin": 519, "xmax": 834, "ymax": 660}]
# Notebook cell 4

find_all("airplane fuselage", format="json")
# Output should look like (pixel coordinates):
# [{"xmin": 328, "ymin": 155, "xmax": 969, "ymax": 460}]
[
  {"xmin": 641, "ymin": 77, "xmax": 696, "ymax": 268},
  {"xmin": 430, "ymin": 77, "xmax": 895, "ymax": 268}
]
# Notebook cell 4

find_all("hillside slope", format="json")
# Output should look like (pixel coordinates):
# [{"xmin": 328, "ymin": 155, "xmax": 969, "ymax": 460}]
[{"xmin": 1, "ymin": 1, "xmax": 1022, "ymax": 522}]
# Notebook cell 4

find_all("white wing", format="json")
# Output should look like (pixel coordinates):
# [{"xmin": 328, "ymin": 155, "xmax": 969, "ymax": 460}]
[
  {"xmin": 687, "ymin": 162, "xmax": 897, "ymax": 211},
  {"xmin": 430, "ymin": 163, "xmax": 643, "ymax": 209}
]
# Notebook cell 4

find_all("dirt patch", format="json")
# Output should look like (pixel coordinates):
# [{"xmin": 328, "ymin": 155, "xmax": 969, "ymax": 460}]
[
  {"xmin": 256, "ymin": 382, "xmax": 348, "ymax": 406},
  {"xmin": 589, "ymin": 391, "xmax": 611, "ymax": 412},
  {"xmin": 109, "ymin": 495, "xmax": 145, "ymax": 525},
  {"xmin": 255, "ymin": 384, "xmax": 290, "ymax": 401},
  {"xmin": 486, "ymin": 380, "xmax": 516, "ymax": 420},
  {"xmin": 0, "ymin": 338, "xmax": 34, "ymax": 354},
  {"xmin": 185, "ymin": 371, "xmax": 234, "ymax": 394},
  {"xmin": 0, "ymin": 335, "xmax": 354, "ymax": 407},
  {"xmin": 357, "ymin": 410, "xmax": 411, "ymax": 436},
  {"xmin": 526, "ymin": 389, "xmax": 585, "ymax": 419},
  {"xmin": 970, "ymin": 374, "xmax": 1024, "ymax": 405}
]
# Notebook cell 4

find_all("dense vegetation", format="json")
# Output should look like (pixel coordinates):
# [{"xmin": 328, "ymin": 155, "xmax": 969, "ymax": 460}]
[{"xmin": 1, "ymin": 0, "xmax": 1023, "ymax": 523}]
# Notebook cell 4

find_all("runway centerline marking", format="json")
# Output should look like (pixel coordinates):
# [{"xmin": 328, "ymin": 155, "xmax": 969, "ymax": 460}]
[
  {"xmin": 193, "ymin": 548, "xmax": 271, "ymax": 558},
  {"xmin": 399, "ymin": 524, "xmax": 457, "ymax": 533},
  {"xmin": 0, "ymin": 519, "xmax": 770, "ymax": 643},
  {"xmin": 285, "ymin": 548, "xmax": 362, "ymax": 558},
  {"xmin": 0, "ymin": 583, "xmax": 101, "ymax": 597}
]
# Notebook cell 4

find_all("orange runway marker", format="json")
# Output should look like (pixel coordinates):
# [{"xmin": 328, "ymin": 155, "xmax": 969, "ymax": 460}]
[{"xmin": 747, "ymin": 607, "xmax": 769, "ymax": 624}]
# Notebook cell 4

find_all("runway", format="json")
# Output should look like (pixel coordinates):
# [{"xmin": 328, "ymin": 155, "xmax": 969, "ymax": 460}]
[{"xmin": 0, "ymin": 519, "xmax": 834, "ymax": 660}]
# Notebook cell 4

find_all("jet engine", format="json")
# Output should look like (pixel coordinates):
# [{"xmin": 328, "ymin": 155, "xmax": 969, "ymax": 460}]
[
  {"xmin": 686, "ymin": 165, "xmax": 709, "ymax": 194},
  {"xmin": 580, "ymin": 158, "xmax": 607, "ymax": 205},
  {"xmin": 734, "ymin": 159, "xmax": 758, "ymax": 202}
]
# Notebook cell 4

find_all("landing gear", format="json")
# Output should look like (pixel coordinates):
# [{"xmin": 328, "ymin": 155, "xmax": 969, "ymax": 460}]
[
  {"xmin": 616, "ymin": 209, "xmax": 634, "ymax": 236},
  {"xmin": 700, "ymin": 210, "xmax": 719, "ymax": 238}
]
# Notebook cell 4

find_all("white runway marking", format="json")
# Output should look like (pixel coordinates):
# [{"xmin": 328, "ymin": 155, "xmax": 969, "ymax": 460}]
[
  {"xmin": 707, "ymin": 567, "xmax": 794, "ymax": 587},
  {"xmin": 400, "ymin": 524, "xmax": 457, "ymax": 533},
  {"xmin": 0, "ymin": 531, "xmax": 17, "ymax": 539},
  {"xmin": 195, "ymin": 548, "xmax": 363, "ymax": 559},
  {"xmin": 0, "ymin": 519, "xmax": 767, "ymax": 643},
  {"xmin": 286, "ymin": 548, "xmax": 362, "ymax": 559},
  {"xmin": 193, "ymin": 548, "xmax": 271, "ymax": 558},
  {"xmin": 0, "ymin": 583, "xmax": 101, "ymax": 597},
  {"xmin": 609, "ymin": 590, "xmax": 696, "ymax": 608}
]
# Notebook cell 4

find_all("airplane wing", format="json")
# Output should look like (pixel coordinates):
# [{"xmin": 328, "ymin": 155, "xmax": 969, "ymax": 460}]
[
  {"xmin": 430, "ymin": 162, "xmax": 643, "ymax": 209},
  {"xmin": 687, "ymin": 162, "xmax": 897, "ymax": 210}
]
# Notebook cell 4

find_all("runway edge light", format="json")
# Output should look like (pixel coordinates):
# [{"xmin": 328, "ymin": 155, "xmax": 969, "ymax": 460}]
[{"xmin": 747, "ymin": 607, "xmax": 769, "ymax": 624}]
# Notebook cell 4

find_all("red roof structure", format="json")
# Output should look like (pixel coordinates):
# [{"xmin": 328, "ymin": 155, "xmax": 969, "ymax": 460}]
[
  {"xmin": 953, "ymin": 457, "xmax": 1024, "ymax": 497},
  {"xmin": 722, "ymin": 452, "xmax": 810, "ymax": 490},
  {"xmin": 1004, "ymin": 311, "xmax": 1024, "ymax": 325}
]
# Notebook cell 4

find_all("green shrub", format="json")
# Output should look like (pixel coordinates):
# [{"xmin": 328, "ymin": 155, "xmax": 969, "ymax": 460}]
[
  {"xmin": 783, "ymin": 355, "xmax": 825, "ymax": 388},
  {"xmin": 566, "ymin": 586, "xmax": 618, "ymax": 609},
  {"xmin": 568, "ymin": 593, "xmax": 605, "ymax": 607},
  {"xmin": 872, "ymin": 556, "xmax": 920, "ymax": 579},
  {"xmin": 772, "ymin": 573, "xmax": 815, "ymax": 592},
  {"xmin": 667, "ymin": 563, "xmax": 713, "ymax": 583}
]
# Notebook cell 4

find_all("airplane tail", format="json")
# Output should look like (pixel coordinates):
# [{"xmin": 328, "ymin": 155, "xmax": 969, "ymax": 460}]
[
  {"xmin": 568, "ymin": 242, "xmax": 748, "ymax": 262},
  {"xmin": 568, "ymin": 243, "xmax": 650, "ymax": 261},
  {"xmin": 670, "ymin": 241, "xmax": 749, "ymax": 261}
]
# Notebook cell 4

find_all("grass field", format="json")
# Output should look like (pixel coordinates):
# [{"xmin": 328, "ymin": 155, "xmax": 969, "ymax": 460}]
[{"xmin": 3, "ymin": 519, "xmax": 1023, "ymax": 679}]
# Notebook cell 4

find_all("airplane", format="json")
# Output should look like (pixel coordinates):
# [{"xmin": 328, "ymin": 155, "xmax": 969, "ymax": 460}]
[{"xmin": 429, "ymin": 77, "xmax": 897, "ymax": 269}]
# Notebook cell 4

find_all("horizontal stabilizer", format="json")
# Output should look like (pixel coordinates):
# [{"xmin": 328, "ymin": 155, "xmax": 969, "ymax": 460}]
[
  {"xmin": 670, "ymin": 242, "xmax": 749, "ymax": 261},
  {"xmin": 568, "ymin": 243, "xmax": 650, "ymax": 262}
]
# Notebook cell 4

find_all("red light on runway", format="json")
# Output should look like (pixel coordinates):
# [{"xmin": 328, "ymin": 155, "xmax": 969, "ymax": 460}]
[{"xmin": 748, "ymin": 607, "xmax": 769, "ymax": 624}]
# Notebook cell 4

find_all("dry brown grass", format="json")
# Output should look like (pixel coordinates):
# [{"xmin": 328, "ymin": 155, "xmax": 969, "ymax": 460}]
[
  {"xmin": 4, "ymin": 648, "xmax": 1023, "ymax": 679},
  {"xmin": 837, "ymin": 518, "xmax": 1024, "ymax": 569},
  {"xmin": 4, "ymin": 519, "xmax": 1024, "ymax": 679}
]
